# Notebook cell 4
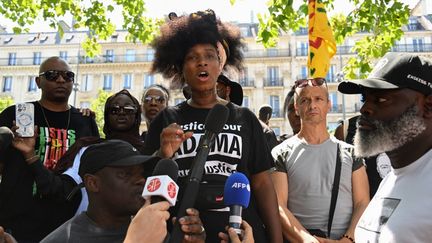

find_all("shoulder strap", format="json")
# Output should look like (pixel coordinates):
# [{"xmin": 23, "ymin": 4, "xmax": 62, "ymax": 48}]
[{"xmin": 327, "ymin": 143, "xmax": 342, "ymax": 237}]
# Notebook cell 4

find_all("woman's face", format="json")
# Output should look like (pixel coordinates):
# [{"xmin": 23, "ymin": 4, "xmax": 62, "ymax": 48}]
[
  {"xmin": 182, "ymin": 43, "xmax": 221, "ymax": 94},
  {"xmin": 107, "ymin": 94, "xmax": 138, "ymax": 132},
  {"xmin": 142, "ymin": 87, "xmax": 168, "ymax": 122}
]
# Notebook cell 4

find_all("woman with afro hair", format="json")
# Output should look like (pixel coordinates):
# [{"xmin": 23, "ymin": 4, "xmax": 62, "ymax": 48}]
[{"xmin": 143, "ymin": 10, "xmax": 282, "ymax": 242}]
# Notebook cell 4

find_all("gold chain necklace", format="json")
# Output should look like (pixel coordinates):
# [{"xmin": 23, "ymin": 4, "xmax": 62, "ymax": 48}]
[{"xmin": 37, "ymin": 101, "xmax": 71, "ymax": 131}]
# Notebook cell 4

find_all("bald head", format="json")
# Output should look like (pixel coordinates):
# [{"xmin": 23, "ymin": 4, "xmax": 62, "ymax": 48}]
[{"xmin": 39, "ymin": 57, "xmax": 71, "ymax": 73}]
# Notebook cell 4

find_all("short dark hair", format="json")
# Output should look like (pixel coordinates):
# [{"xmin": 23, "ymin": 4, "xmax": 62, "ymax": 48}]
[
  {"xmin": 151, "ymin": 9, "xmax": 244, "ymax": 86},
  {"xmin": 259, "ymin": 105, "xmax": 273, "ymax": 121}
]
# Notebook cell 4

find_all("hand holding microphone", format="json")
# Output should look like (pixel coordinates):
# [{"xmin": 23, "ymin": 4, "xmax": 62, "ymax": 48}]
[{"xmin": 142, "ymin": 159, "xmax": 179, "ymax": 206}]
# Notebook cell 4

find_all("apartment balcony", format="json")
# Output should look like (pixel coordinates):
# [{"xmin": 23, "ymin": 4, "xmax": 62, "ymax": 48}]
[
  {"xmin": 391, "ymin": 43, "xmax": 432, "ymax": 53},
  {"xmin": 244, "ymin": 48, "xmax": 290, "ymax": 58},
  {"xmin": 239, "ymin": 78, "xmax": 255, "ymax": 87},
  {"xmin": 263, "ymin": 77, "xmax": 283, "ymax": 87}
]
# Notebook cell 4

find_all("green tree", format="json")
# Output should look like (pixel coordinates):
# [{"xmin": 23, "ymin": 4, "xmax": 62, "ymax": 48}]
[
  {"xmin": 0, "ymin": 0, "xmax": 162, "ymax": 57},
  {"xmin": 256, "ymin": 0, "xmax": 410, "ymax": 78},
  {"xmin": 0, "ymin": 95, "xmax": 14, "ymax": 113},
  {"xmin": 1, "ymin": 0, "xmax": 411, "ymax": 77},
  {"xmin": 90, "ymin": 89, "xmax": 111, "ymax": 137}
]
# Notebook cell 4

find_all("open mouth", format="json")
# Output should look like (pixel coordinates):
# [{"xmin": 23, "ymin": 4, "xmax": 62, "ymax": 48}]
[{"xmin": 198, "ymin": 71, "xmax": 209, "ymax": 79}]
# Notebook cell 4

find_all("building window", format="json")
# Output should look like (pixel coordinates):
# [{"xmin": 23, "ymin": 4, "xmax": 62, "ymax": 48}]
[
  {"xmin": 3, "ymin": 76, "xmax": 12, "ymax": 92},
  {"xmin": 326, "ymin": 65, "xmax": 336, "ymax": 82},
  {"xmin": 81, "ymin": 74, "xmax": 93, "ymax": 92},
  {"xmin": 103, "ymin": 74, "xmax": 113, "ymax": 90},
  {"xmin": 413, "ymin": 38, "xmax": 424, "ymax": 52},
  {"xmin": 8, "ymin": 53, "xmax": 16, "ymax": 66},
  {"xmin": 269, "ymin": 95, "xmax": 280, "ymax": 117},
  {"xmin": 59, "ymin": 51, "xmax": 68, "ymax": 60},
  {"xmin": 28, "ymin": 76, "xmax": 37, "ymax": 92},
  {"xmin": 298, "ymin": 42, "xmax": 308, "ymax": 56},
  {"xmin": 267, "ymin": 66, "xmax": 279, "ymax": 85},
  {"xmin": 33, "ymin": 52, "xmax": 42, "ymax": 65},
  {"xmin": 144, "ymin": 74, "xmax": 155, "ymax": 88},
  {"xmin": 272, "ymin": 127, "xmax": 281, "ymax": 136},
  {"xmin": 126, "ymin": 49, "xmax": 136, "ymax": 62},
  {"xmin": 80, "ymin": 101, "xmax": 91, "ymax": 108},
  {"xmin": 145, "ymin": 49, "xmax": 155, "ymax": 62},
  {"xmin": 243, "ymin": 96, "xmax": 249, "ymax": 108},
  {"xmin": 123, "ymin": 73, "xmax": 133, "ymax": 89},
  {"xmin": 329, "ymin": 92, "xmax": 338, "ymax": 112},
  {"xmin": 174, "ymin": 98, "xmax": 184, "ymax": 105},
  {"xmin": 105, "ymin": 49, "xmax": 114, "ymax": 62},
  {"xmin": 300, "ymin": 66, "xmax": 308, "ymax": 79}
]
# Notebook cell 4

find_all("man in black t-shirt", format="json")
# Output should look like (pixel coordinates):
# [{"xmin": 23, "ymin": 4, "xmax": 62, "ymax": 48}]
[{"xmin": 0, "ymin": 57, "xmax": 99, "ymax": 242}]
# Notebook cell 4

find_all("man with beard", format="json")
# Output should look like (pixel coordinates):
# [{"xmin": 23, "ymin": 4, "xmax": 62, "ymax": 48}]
[
  {"xmin": 0, "ymin": 57, "xmax": 99, "ymax": 242},
  {"xmin": 338, "ymin": 52, "xmax": 432, "ymax": 242},
  {"xmin": 271, "ymin": 78, "xmax": 369, "ymax": 242}
]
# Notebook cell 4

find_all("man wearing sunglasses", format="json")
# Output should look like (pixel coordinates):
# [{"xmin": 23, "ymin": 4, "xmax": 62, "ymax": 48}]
[
  {"xmin": 0, "ymin": 56, "xmax": 100, "ymax": 242},
  {"xmin": 270, "ymin": 77, "xmax": 369, "ymax": 243}
]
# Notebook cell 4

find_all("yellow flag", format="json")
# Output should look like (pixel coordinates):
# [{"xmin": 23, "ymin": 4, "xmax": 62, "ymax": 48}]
[{"xmin": 308, "ymin": 0, "xmax": 336, "ymax": 78}]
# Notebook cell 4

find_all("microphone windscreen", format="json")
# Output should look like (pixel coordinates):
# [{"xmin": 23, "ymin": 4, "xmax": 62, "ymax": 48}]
[
  {"xmin": 0, "ymin": 126, "xmax": 13, "ymax": 151},
  {"xmin": 205, "ymin": 104, "xmax": 229, "ymax": 134},
  {"xmin": 224, "ymin": 172, "xmax": 251, "ymax": 208},
  {"xmin": 152, "ymin": 159, "xmax": 179, "ymax": 182}
]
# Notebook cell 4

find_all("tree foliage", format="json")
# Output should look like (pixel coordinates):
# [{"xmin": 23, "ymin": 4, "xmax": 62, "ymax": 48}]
[
  {"xmin": 0, "ymin": 96, "xmax": 14, "ymax": 113},
  {"xmin": 257, "ymin": 0, "xmax": 410, "ymax": 78},
  {"xmin": 90, "ymin": 89, "xmax": 111, "ymax": 137},
  {"xmin": 0, "ymin": 0, "xmax": 162, "ymax": 57},
  {"xmin": 1, "ymin": 0, "xmax": 411, "ymax": 78}
]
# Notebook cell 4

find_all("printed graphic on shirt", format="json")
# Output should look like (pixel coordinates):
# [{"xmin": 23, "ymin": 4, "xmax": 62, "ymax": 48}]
[
  {"xmin": 174, "ymin": 123, "xmax": 243, "ymax": 178},
  {"xmin": 357, "ymin": 197, "xmax": 400, "ymax": 234},
  {"xmin": 37, "ymin": 126, "xmax": 76, "ymax": 170}
]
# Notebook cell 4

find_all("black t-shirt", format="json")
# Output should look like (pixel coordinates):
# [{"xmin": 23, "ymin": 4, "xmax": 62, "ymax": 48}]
[
  {"xmin": 143, "ymin": 101, "xmax": 273, "ymax": 242},
  {"xmin": 0, "ymin": 101, "xmax": 99, "ymax": 241}
]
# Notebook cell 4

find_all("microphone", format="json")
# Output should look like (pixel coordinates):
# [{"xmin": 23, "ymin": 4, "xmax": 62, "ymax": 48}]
[
  {"xmin": 169, "ymin": 104, "xmax": 229, "ymax": 243},
  {"xmin": 142, "ymin": 159, "xmax": 179, "ymax": 206},
  {"xmin": 224, "ymin": 172, "xmax": 251, "ymax": 236},
  {"xmin": 0, "ymin": 126, "xmax": 14, "ymax": 154}
]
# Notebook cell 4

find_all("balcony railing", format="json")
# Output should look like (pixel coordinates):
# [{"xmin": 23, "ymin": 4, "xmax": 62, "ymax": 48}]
[
  {"xmin": 263, "ymin": 77, "xmax": 283, "ymax": 87},
  {"xmin": 244, "ymin": 48, "xmax": 290, "ymax": 58},
  {"xmin": 391, "ymin": 43, "xmax": 432, "ymax": 52},
  {"xmin": 239, "ymin": 79, "xmax": 255, "ymax": 87}
]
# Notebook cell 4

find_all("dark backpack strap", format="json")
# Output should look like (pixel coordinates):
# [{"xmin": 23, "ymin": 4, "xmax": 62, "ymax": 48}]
[{"xmin": 327, "ymin": 144, "xmax": 342, "ymax": 237}]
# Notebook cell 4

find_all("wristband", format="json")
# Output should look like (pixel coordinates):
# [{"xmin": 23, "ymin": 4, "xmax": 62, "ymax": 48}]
[{"xmin": 342, "ymin": 234, "xmax": 355, "ymax": 243}]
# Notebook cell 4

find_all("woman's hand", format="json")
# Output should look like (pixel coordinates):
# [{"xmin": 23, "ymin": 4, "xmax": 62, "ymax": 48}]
[{"xmin": 159, "ymin": 123, "xmax": 193, "ymax": 158}]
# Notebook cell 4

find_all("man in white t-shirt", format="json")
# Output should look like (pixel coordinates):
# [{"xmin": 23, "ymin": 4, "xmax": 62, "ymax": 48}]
[{"xmin": 338, "ymin": 52, "xmax": 432, "ymax": 242}]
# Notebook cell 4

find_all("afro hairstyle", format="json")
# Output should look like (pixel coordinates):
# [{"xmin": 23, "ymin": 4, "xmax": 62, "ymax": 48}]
[{"xmin": 151, "ymin": 9, "xmax": 245, "ymax": 86}]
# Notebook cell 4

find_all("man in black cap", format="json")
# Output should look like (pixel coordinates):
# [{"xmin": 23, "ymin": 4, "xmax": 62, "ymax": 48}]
[
  {"xmin": 216, "ymin": 74, "xmax": 243, "ymax": 106},
  {"xmin": 41, "ymin": 140, "xmax": 205, "ymax": 243},
  {"xmin": 338, "ymin": 52, "xmax": 432, "ymax": 242}
]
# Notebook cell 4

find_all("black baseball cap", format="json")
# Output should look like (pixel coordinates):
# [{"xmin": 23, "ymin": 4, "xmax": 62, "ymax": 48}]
[
  {"xmin": 338, "ymin": 53, "xmax": 432, "ymax": 95},
  {"xmin": 78, "ymin": 139, "xmax": 159, "ymax": 177},
  {"xmin": 217, "ymin": 74, "xmax": 243, "ymax": 106}
]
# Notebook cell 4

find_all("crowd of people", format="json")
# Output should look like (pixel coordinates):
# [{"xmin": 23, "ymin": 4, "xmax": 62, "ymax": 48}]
[{"xmin": 0, "ymin": 9, "xmax": 432, "ymax": 243}]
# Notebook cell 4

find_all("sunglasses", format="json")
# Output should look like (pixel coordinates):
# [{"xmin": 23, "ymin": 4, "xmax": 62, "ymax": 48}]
[
  {"xmin": 39, "ymin": 70, "xmax": 75, "ymax": 82},
  {"xmin": 109, "ymin": 105, "xmax": 137, "ymax": 115},
  {"xmin": 143, "ymin": 95, "xmax": 166, "ymax": 104},
  {"xmin": 294, "ymin": 78, "xmax": 327, "ymax": 88}
]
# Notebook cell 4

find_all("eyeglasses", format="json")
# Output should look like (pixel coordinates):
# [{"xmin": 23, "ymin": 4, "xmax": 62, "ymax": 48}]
[
  {"xmin": 39, "ymin": 70, "xmax": 75, "ymax": 82},
  {"xmin": 109, "ymin": 105, "xmax": 137, "ymax": 115},
  {"xmin": 294, "ymin": 78, "xmax": 327, "ymax": 88},
  {"xmin": 143, "ymin": 95, "xmax": 166, "ymax": 104}
]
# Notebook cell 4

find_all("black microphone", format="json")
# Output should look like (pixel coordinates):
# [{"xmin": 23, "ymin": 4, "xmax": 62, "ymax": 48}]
[
  {"xmin": 0, "ymin": 126, "xmax": 14, "ymax": 154},
  {"xmin": 169, "ymin": 104, "xmax": 229, "ymax": 243},
  {"xmin": 142, "ymin": 159, "xmax": 179, "ymax": 206}
]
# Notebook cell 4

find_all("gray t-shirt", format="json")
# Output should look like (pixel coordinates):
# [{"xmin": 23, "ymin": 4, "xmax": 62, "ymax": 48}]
[
  {"xmin": 272, "ymin": 135, "xmax": 363, "ymax": 239},
  {"xmin": 40, "ymin": 212, "xmax": 128, "ymax": 243}
]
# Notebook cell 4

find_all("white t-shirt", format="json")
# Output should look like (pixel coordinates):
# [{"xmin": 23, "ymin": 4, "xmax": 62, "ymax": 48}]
[{"xmin": 355, "ymin": 149, "xmax": 432, "ymax": 242}]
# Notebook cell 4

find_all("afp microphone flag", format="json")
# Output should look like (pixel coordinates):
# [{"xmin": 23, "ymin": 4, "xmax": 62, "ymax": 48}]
[{"xmin": 308, "ymin": 0, "xmax": 336, "ymax": 78}]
